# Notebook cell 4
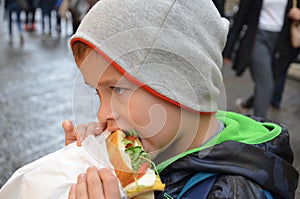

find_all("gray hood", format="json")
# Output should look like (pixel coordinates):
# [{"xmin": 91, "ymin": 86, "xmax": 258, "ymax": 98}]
[{"xmin": 71, "ymin": 0, "xmax": 229, "ymax": 112}]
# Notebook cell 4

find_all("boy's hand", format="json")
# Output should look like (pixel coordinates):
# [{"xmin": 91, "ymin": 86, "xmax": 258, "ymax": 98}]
[
  {"xmin": 68, "ymin": 167, "xmax": 121, "ymax": 199},
  {"xmin": 62, "ymin": 120, "xmax": 103, "ymax": 146}
]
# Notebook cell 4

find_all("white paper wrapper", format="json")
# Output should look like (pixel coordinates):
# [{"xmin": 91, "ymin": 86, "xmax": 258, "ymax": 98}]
[{"xmin": 0, "ymin": 132, "xmax": 127, "ymax": 199}]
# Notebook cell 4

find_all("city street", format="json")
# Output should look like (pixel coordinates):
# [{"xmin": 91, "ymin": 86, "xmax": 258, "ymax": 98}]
[{"xmin": 0, "ymin": 9, "xmax": 299, "ymax": 197}]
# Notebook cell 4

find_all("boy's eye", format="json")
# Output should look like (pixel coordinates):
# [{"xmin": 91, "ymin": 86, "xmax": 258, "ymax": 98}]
[{"xmin": 111, "ymin": 86, "xmax": 126, "ymax": 94}]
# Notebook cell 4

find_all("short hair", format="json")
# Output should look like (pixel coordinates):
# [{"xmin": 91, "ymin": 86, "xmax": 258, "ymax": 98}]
[{"xmin": 72, "ymin": 41, "xmax": 92, "ymax": 65}]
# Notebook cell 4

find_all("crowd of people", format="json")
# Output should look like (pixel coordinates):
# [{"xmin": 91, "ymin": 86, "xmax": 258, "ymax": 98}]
[{"xmin": 2, "ymin": 0, "xmax": 99, "ymax": 46}]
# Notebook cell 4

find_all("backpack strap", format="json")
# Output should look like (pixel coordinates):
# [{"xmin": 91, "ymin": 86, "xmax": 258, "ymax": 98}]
[
  {"xmin": 177, "ymin": 172, "xmax": 218, "ymax": 199},
  {"xmin": 176, "ymin": 172, "xmax": 274, "ymax": 199},
  {"xmin": 263, "ymin": 190, "xmax": 274, "ymax": 199}
]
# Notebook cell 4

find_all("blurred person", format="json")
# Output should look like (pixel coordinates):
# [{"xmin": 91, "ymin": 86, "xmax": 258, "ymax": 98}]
[
  {"xmin": 24, "ymin": 0, "xmax": 38, "ymax": 31},
  {"xmin": 58, "ymin": 0, "xmax": 98, "ymax": 34},
  {"xmin": 4, "ymin": 0, "xmax": 24, "ymax": 45},
  {"xmin": 53, "ymin": 0, "xmax": 62, "ymax": 34},
  {"xmin": 39, "ymin": 0, "xmax": 56, "ymax": 35},
  {"xmin": 223, "ymin": 0, "xmax": 300, "ymax": 117}
]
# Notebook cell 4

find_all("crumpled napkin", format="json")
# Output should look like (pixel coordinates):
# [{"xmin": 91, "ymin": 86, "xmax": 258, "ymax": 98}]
[{"xmin": 0, "ymin": 131, "xmax": 127, "ymax": 199}]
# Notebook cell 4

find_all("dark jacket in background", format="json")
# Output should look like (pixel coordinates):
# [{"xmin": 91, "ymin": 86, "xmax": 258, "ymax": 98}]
[{"xmin": 212, "ymin": 0, "xmax": 225, "ymax": 17}]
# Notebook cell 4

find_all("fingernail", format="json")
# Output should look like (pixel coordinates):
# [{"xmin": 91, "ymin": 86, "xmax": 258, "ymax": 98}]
[
  {"xmin": 88, "ymin": 166, "xmax": 97, "ymax": 171},
  {"xmin": 79, "ymin": 173, "xmax": 85, "ymax": 179},
  {"xmin": 99, "ymin": 167, "xmax": 112, "ymax": 173},
  {"xmin": 94, "ymin": 126, "xmax": 102, "ymax": 135},
  {"xmin": 95, "ymin": 126, "xmax": 101, "ymax": 130}
]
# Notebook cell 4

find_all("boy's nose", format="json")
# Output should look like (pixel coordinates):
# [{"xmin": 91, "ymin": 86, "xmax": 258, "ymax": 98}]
[{"xmin": 97, "ymin": 101, "xmax": 119, "ymax": 124}]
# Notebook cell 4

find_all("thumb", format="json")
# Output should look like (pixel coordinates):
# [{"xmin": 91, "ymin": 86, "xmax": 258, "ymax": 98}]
[{"xmin": 62, "ymin": 120, "xmax": 77, "ymax": 146}]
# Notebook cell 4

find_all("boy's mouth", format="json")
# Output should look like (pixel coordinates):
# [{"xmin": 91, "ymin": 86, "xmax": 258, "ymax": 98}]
[{"xmin": 105, "ymin": 127, "xmax": 146, "ymax": 151}]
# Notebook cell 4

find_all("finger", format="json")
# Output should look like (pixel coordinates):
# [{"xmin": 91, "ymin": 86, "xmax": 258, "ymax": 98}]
[
  {"xmin": 76, "ymin": 124, "xmax": 88, "ymax": 143},
  {"xmin": 68, "ymin": 184, "xmax": 76, "ymax": 199},
  {"xmin": 98, "ymin": 168, "xmax": 121, "ymax": 199},
  {"xmin": 86, "ymin": 122, "xmax": 102, "ymax": 137},
  {"xmin": 75, "ymin": 174, "xmax": 89, "ymax": 199},
  {"xmin": 98, "ymin": 122, "xmax": 108, "ymax": 135},
  {"xmin": 94, "ymin": 125, "xmax": 103, "ymax": 136},
  {"xmin": 86, "ymin": 167, "xmax": 104, "ymax": 199},
  {"xmin": 62, "ymin": 120, "xmax": 77, "ymax": 146},
  {"xmin": 76, "ymin": 134, "xmax": 82, "ymax": 147}
]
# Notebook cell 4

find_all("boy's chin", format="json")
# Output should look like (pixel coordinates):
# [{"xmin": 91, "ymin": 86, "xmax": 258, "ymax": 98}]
[{"xmin": 148, "ymin": 149, "xmax": 160, "ymax": 162}]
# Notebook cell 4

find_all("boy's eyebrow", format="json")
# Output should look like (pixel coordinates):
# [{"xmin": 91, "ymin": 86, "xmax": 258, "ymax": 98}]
[
  {"xmin": 98, "ymin": 78, "xmax": 131, "ymax": 87},
  {"xmin": 98, "ymin": 79, "xmax": 117, "ymax": 86}
]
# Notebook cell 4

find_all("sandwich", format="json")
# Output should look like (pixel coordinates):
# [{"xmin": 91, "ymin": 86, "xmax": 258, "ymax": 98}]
[{"xmin": 106, "ymin": 129, "xmax": 165, "ymax": 199}]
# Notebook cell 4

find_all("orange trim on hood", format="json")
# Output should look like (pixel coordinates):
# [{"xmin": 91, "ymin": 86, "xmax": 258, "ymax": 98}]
[{"xmin": 70, "ymin": 37, "xmax": 215, "ymax": 115}]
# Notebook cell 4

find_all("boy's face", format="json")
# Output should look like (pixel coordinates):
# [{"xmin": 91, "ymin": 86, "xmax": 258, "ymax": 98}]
[{"xmin": 77, "ymin": 50, "xmax": 189, "ymax": 160}]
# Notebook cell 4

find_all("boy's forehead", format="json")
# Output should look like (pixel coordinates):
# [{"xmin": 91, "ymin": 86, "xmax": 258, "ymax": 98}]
[
  {"xmin": 79, "ymin": 51, "xmax": 130, "ymax": 88},
  {"xmin": 79, "ymin": 51, "xmax": 111, "ymax": 88}
]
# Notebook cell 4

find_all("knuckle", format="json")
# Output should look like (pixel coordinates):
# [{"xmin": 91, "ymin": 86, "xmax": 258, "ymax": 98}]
[
  {"xmin": 100, "ymin": 169, "xmax": 118, "ymax": 184},
  {"xmin": 86, "ymin": 167, "xmax": 102, "ymax": 187},
  {"xmin": 87, "ymin": 166, "xmax": 98, "ymax": 173}
]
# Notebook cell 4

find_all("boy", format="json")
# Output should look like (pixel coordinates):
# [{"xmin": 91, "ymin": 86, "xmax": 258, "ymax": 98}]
[{"xmin": 63, "ymin": 0, "xmax": 299, "ymax": 198}]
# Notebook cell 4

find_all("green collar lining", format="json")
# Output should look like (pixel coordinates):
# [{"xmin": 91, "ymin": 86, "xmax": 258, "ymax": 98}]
[{"xmin": 157, "ymin": 111, "xmax": 281, "ymax": 173}]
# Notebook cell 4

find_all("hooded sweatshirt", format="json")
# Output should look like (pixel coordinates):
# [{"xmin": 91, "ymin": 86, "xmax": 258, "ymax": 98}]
[{"xmin": 156, "ymin": 112, "xmax": 299, "ymax": 199}]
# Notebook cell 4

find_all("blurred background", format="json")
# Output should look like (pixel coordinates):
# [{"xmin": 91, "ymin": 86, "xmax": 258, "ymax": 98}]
[{"xmin": 0, "ymin": 0, "xmax": 299, "ymax": 197}]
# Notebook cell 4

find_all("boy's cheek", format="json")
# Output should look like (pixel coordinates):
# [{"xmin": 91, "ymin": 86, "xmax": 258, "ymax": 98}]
[
  {"xmin": 128, "ymin": 99, "xmax": 152, "ymax": 126},
  {"xmin": 129, "ymin": 104, "xmax": 167, "ymax": 138}
]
